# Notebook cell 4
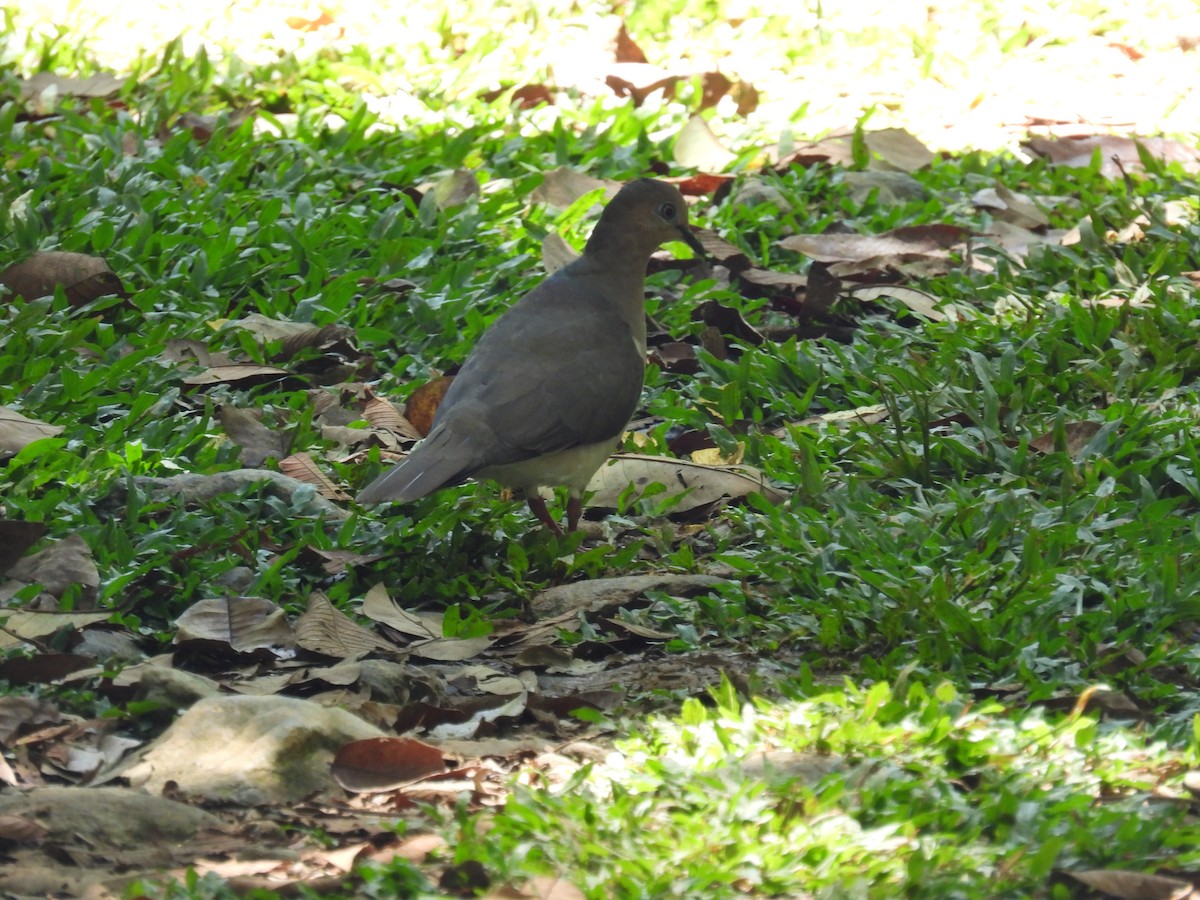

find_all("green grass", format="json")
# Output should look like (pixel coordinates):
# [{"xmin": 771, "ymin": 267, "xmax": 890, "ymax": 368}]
[{"xmin": 5, "ymin": 4, "xmax": 1200, "ymax": 897}]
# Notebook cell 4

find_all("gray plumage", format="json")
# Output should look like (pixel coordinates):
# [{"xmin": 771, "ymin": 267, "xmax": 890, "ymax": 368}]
[{"xmin": 358, "ymin": 177, "xmax": 704, "ymax": 533}]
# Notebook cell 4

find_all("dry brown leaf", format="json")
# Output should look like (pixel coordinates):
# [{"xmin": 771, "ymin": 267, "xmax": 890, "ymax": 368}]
[
  {"xmin": 664, "ymin": 172, "xmax": 736, "ymax": 195},
  {"xmin": 361, "ymin": 583, "xmax": 442, "ymax": 640},
  {"xmin": 19, "ymin": 72, "xmax": 123, "ymax": 118},
  {"xmin": 781, "ymin": 224, "xmax": 968, "ymax": 265},
  {"xmin": 648, "ymin": 341, "xmax": 698, "ymax": 375},
  {"xmin": 793, "ymin": 403, "xmax": 891, "ymax": 430},
  {"xmin": 1029, "ymin": 421, "xmax": 1104, "ymax": 457},
  {"xmin": 409, "ymin": 636, "xmax": 495, "ymax": 662},
  {"xmin": 158, "ymin": 338, "xmax": 235, "ymax": 367},
  {"xmin": 613, "ymin": 20, "xmax": 647, "ymax": 63},
  {"xmin": 774, "ymin": 135, "xmax": 856, "ymax": 170},
  {"xmin": 479, "ymin": 83, "xmax": 555, "ymax": 109},
  {"xmin": 586, "ymin": 453, "xmax": 784, "ymax": 514},
  {"xmin": 332, "ymin": 736, "xmax": 446, "ymax": 792},
  {"xmin": 1025, "ymin": 134, "xmax": 1200, "ymax": 176},
  {"xmin": 528, "ymin": 573, "xmax": 727, "ymax": 619},
  {"xmin": 693, "ymin": 229, "xmax": 751, "ymax": 271},
  {"xmin": 739, "ymin": 268, "xmax": 808, "ymax": 291},
  {"xmin": 181, "ymin": 363, "xmax": 291, "ymax": 388},
  {"xmin": 229, "ymin": 312, "xmax": 350, "ymax": 349},
  {"xmin": 863, "ymin": 128, "xmax": 935, "ymax": 172},
  {"xmin": 174, "ymin": 597, "xmax": 295, "ymax": 653},
  {"xmin": 0, "ymin": 695, "xmax": 61, "ymax": 744},
  {"xmin": 429, "ymin": 170, "xmax": 480, "ymax": 209},
  {"xmin": 279, "ymin": 452, "xmax": 350, "ymax": 501},
  {"xmin": 426, "ymin": 693, "xmax": 528, "ymax": 741},
  {"xmin": 972, "ymin": 183, "xmax": 1050, "ymax": 229},
  {"xmin": 673, "ymin": 115, "xmax": 736, "ymax": 172},
  {"xmin": 1064, "ymin": 868, "xmax": 1194, "ymax": 900},
  {"xmin": 0, "ymin": 407, "xmax": 63, "ymax": 460},
  {"xmin": 293, "ymin": 591, "xmax": 396, "ymax": 657},
  {"xmin": 848, "ymin": 285, "xmax": 954, "ymax": 321},
  {"xmin": 362, "ymin": 390, "xmax": 423, "ymax": 441},
  {"xmin": 531, "ymin": 168, "xmax": 617, "ymax": 209},
  {"xmin": 542, "ymin": 233, "xmax": 580, "ymax": 275},
  {"xmin": 218, "ymin": 406, "xmax": 289, "ymax": 467},
  {"xmin": 0, "ymin": 251, "xmax": 124, "ymax": 306},
  {"xmin": 0, "ymin": 610, "xmax": 112, "ymax": 651},
  {"xmin": 695, "ymin": 300, "xmax": 765, "ymax": 344},
  {"xmin": 403, "ymin": 378, "xmax": 452, "ymax": 438},
  {"xmin": 1, "ymin": 535, "xmax": 99, "ymax": 608}
]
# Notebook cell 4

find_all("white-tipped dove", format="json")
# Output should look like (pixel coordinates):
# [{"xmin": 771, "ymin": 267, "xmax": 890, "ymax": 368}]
[{"xmin": 358, "ymin": 177, "xmax": 704, "ymax": 534}]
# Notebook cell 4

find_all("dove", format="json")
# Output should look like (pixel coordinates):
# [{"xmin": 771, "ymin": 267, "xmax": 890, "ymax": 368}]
[{"xmin": 358, "ymin": 177, "xmax": 704, "ymax": 534}]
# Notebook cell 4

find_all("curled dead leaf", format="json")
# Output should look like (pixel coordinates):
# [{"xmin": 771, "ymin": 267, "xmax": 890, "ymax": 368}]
[
  {"xmin": 402, "ymin": 378, "xmax": 453, "ymax": 437},
  {"xmin": 332, "ymin": 736, "xmax": 446, "ymax": 792}
]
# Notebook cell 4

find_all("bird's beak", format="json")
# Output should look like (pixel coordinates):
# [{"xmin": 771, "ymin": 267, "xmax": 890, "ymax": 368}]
[{"xmin": 678, "ymin": 225, "xmax": 706, "ymax": 259}]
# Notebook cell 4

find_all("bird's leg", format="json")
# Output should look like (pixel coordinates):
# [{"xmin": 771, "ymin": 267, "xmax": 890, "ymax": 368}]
[
  {"xmin": 566, "ymin": 496, "xmax": 583, "ymax": 533},
  {"xmin": 526, "ymin": 495, "xmax": 565, "ymax": 536}
]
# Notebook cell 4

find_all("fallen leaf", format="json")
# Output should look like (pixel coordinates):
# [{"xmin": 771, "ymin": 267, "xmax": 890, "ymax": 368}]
[
  {"xmin": 0, "ymin": 251, "xmax": 124, "ymax": 305},
  {"xmin": 774, "ymin": 134, "xmax": 856, "ymax": 170},
  {"xmin": 587, "ymin": 453, "xmax": 784, "ymax": 514},
  {"xmin": 647, "ymin": 341, "xmax": 698, "ymax": 374},
  {"xmin": 175, "ymin": 106, "xmax": 257, "ymax": 142},
  {"xmin": 542, "ymin": 233, "xmax": 580, "ymax": 275},
  {"xmin": 332, "ymin": 736, "xmax": 446, "ymax": 792},
  {"xmin": 293, "ymin": 591, "xmax": 396, "ymax": 657},
  {"xmin": 228, "ymin": 312, "xmax": 351, "ymax": 354},
  {"xmin": 181, "ymin": 363, "xmax": 291, "ymax": 388},
  {"xmin": 218, "ymin": 406, "xmax": 289, "ymax": 467},
  {"xmin": 1029, "ymin": 421, "xmax": 1104, "ymax": 457},
  {"xmin": 361, "ymin": 583, "xmax": 442, "ymax": 640},
  {"xmin": 428, "ymin": 170, "xmax": 480, "ymax": 209},
  {"xmin": 0, "ymin": 610, "xmax": 113, "ymax": 651},
  {"xmin": 614, "ymin": 21, "xmax": 647, "ymax": 63},
  {"xmin": 781, "ymin": 224, "xmax": 968, "ymax": 265},
  {"xmin": 863, "ymin": 128, "xmax": 935, "ymax": 172},
  {"xmin": 972, "ymin": 183, "xmax": 1050, "ymax": 229},
  {"xmin": 673, "ymin": 115, "xmax": 736, "ymax": 172},
  {"xmin": 848, "ymin": 284, "xmax": 954, "ymax": 321},
  {"xmin": 409, "ymin": 636, "xmax": 495, "ymax": 661},
  {"xmin": 1064, "ymin": 868, "xmax": 1194, "ymax": 900},
  {"xmin": 401, "ymin": 379, "xmax": 451, "ymax": 438},
  {"xmin": 531, "ymin": 168, "xmax": 618, "ymax": 209},
  {"xmin": 278, "ymin": 453, "xmax": 350, "ymax": 501},
  {"xmin": 0, "ymin": 407, "xmax": 63, "ymax": 460},
  {"xmin": 528, "ymin": 573, "xmax": 727, "ymax": 619},
  {"xmin": 793, "ymin": 403, "xmax": 890, "ymax": 430},
  {"xmin": 1025, "ymin": 134, "xmax": 1200, "ymax": 176},
  {"xmin": 174, "ymin": 597, "xmax": 296, "ymax": 653},
  {"xmin": 0, "ymin": 695, "xmax": 61, "ymax": 744},
  {"xmin": 1, "ymin": 535, "xmax": 99, "ymax": 607}
]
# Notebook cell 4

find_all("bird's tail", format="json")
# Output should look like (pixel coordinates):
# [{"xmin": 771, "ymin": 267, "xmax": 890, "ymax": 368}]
[{"xmin": 356, "ymin": 429, "xmax": 478, "ymax": 505}]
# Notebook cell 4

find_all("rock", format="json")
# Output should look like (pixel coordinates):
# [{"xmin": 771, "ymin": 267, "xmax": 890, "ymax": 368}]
[{"xmin": 118, "ymin": 694, "xmax": 384, "ymax": 804}]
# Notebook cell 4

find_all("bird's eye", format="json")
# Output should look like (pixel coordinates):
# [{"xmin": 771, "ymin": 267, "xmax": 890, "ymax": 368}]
[{"xmin": 658, "ymin": 201, "xmax": 677, "ymax": 221}]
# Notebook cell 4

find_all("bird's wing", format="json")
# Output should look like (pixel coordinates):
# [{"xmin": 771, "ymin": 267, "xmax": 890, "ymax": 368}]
[
  {"xmin": 357, "ymin": 283, "xmax": 644, "ymax": 504},
  {"xmin": 439, "ymin": 288, "xmax": 644, "ymax": 460}
]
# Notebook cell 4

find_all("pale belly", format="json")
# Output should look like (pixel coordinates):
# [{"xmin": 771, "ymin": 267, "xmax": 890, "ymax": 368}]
[{"xmin": 476, "ymin": 437, "xmax": 620, "ymax": 497}]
